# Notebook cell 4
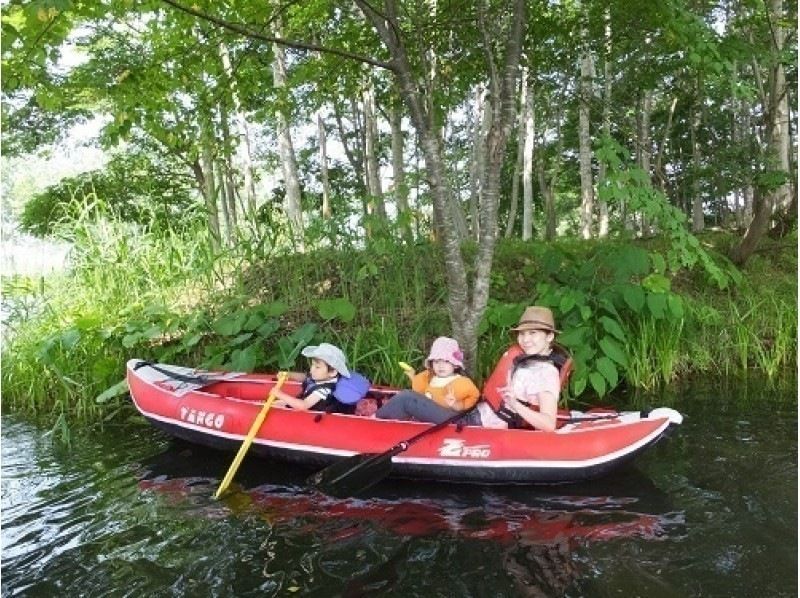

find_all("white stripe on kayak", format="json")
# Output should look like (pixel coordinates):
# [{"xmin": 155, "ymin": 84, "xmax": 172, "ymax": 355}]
[{"xmin": 134, "ymin": 404, "xmax": 673, "ymax": 471}]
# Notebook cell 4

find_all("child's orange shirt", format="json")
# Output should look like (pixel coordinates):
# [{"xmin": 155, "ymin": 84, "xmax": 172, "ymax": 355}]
[{"xmin": 410, "ymin": 371, "xmax": 480, "ymax": 411}]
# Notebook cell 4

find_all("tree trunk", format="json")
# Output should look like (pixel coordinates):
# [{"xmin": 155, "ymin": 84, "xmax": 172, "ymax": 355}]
[
  {"xmin": 272, "ymin": 36, "xmax": 304, "ymax": 248},
  {"xmin": 690, "ymin": 90, "xmax": 704, "ymax": 233},
  {"xmin": 200, "ymin": 118, "xmax": 221, "ymax": 249},
  {"xmin": 638, "ymin": 91, "xmax": 653, "ymax": 235},
  {"xmin": 218, "ymin": 41, "xmax": 257, "ymax": 218},
  {"xmin": 318, "ymin": 110, "xmax": 332, "ymax": 219},
  {"xmin": 333, "ymin": 100, "xmax": 368, "ymax": 200},
  {"xmin": 597, "ymin": 11, "xmax": 611, "ymax": 238},
  {"xmin": 218, "ymin": 99, "xmax": 238, "ymax": 240},
  {"xmin": 469, "ymin": 84, "xmax": 486, "ymax": 240},
  {"xmin": 356, "ymin": 0, "xmax": 525, "ymax": 371},
  {"xmin": 389, "ymin": 100, "xmax": 412, "ymax": 240},
  {"xmin": 537, "ymin": 159, "xmax": 557, "ymax": 241},
  {"xmin": 578, "ymin": 44, "xmax": 594, "ymax": 239},
  {"xmin": 216, "ymin": 160, "xmax": 232, "ymax": 245},
  {"xmin": 731, "ymin": 0, "xmax": 792, "ymax": 263},
  {"xmin": 504, "ymin": 77, "xmax": 525, "ymax": 238},
  {"xmin": 521, "ymin": 69, "xmax": 534, "ymax": 241},
  {"xmin": 363, "ymin": 81, "xmax": 386, "ymax": 219}
]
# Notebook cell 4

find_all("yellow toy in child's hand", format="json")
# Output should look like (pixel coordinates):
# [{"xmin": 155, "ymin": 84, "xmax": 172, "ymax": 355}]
[{"xmin": 398, "ymin": 361, "xmax": 414, "ymax": 372}]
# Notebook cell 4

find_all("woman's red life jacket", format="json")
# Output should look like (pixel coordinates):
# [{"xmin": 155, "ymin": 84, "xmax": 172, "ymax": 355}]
[{"xmin": 481, "ymin": 344, "xmax": 573, "ymax": 410}]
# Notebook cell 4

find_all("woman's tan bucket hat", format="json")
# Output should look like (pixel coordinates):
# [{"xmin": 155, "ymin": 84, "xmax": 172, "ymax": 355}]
[{"xmin": 510, "ymin": 306, "xmax": 560, "ymax": 334}]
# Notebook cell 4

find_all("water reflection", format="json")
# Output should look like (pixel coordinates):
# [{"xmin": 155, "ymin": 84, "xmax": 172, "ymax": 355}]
[{"xmin": 135, "ymin": 441, "xmax": 684, "ymax": 595}]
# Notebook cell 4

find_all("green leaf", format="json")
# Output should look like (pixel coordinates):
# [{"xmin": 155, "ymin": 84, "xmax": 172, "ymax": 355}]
[
  {"xmin": 263, "ymin": 301, "xmax": 289, "ymax": 317},
  {"xmin": 256, "ymin": 319, "xmax": 280, "ymax": 339},
  {"xmin": 122, "ymin": 332, "xmax": 141, "ymax": 348},
  {"xmin": 230, "ymin": 332, "xmax": 254, "ymax": 346},
  {"xmin": 646, "ymin": 293, "xmax": 667, "ymax": 319},
  {"xmin": 650, "ymin": 252, "xmax": 666, "ymax": 274},
  {"xmin": 595, "ymin": 356, "xmax": 618, "ymax": 387},
  {"xmin": 599, "ymin": 316, "xmax": 627, "ymax": 342},
  {"xmin": 243, "ymin": 312, "xmax": 265, "ymax": 331},
  {"xmin": 642, "ymin": 273, "xmax": 671, "ymax": 293},
  {"xmin": 229, "ymin": 345, "xmax": 259, "ymax": 372},
  {"xmin": 622, "ymin": 285, "xmax": 645, "ymax": 312},
  {"xmin": 667, "ymin": 294, "xmax": 684, "ymax": 319},
  {"xmin": 182, "ymin": 333, "xmax": 202, "ymax": 348},
  {"xmin": 317, "ymin": 298, "xmax": 356, "ymax": 322},
  {"xmin": 213, "ymin": 313, "xmax": 246, "ymax": 336},
  {"xmin": 589, "ymin": 372, "xmax": 607, "ymax": 397},
  {"xmin": 571, "ymin": 372, "xmax": 587, "ymax": 396},
  {"xmin": 559, "ymin": 294, "xmax": 575, "ymax": 313},
  {"xmin": 60, "ymin": 328, "xmax": 80, "ymax": 349},
  {"xmin": 487, "ymin": 303, "xmax": 524, "ymax": 327},
  {"xmin": 96, "ymin": 379, "xmax": 129, "ymax": 404},
  {"xmin": 598, "ymin": 336, "xmax": 628, "ymax": 367},
  {"xmin": 557, "ymin": 326, "xmax": 590, "ymax": 348}
]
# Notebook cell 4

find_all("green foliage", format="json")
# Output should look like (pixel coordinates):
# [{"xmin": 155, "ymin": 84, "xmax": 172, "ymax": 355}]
[
  {"xmin": 525, "ymin": 243, "xmax": 686, "ymax": 398},
  {"xmin": 20, "ymin": 151, "xmax": 200, "ymax": 236},
  {"xmin": 1, "ymin": 220, "xmax": 794, "ymax": 426},
  {"xmin": 596, "ymin": 135, "xmax": 737, "ymax": 290}
]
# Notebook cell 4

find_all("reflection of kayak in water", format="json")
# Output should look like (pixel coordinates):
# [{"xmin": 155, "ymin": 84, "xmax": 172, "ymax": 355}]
[
  {"xmin": 128, "ymin": 359, "xmax": 683, "ymax": 485},
  {"xmin": 135, "ymin": 445, "xmax": 683, "ymax": 546}
]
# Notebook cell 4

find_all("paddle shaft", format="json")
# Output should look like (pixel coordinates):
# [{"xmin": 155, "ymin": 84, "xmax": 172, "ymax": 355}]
[
  {"xmin": 214, "ymin": 372, "xmax": 288, "ymax": 499},
  {"xmin": 311, "ymin": 408, "xmax": 471, "ymax": 495}
]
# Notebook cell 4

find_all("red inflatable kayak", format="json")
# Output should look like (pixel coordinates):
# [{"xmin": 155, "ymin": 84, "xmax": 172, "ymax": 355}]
[{"xmin": 127, "ymin": 359, "xmax": 683, "ymax": 484}]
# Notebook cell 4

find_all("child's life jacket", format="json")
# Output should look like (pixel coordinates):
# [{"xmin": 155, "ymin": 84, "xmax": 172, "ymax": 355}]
[{"xmin": 300, "ymin": 371, "xmax": 371, "ymax": 414}]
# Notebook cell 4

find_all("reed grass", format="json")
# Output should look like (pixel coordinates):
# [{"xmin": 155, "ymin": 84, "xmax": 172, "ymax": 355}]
[{"xmin": 624, "ymin": 316, "xmax": 686, "ymax": 391}]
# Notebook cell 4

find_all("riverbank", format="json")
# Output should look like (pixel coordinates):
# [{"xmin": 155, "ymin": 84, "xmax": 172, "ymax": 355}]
[{"xmin": 1, "ymin": 226, "xmax": 796, "ymax": 428}]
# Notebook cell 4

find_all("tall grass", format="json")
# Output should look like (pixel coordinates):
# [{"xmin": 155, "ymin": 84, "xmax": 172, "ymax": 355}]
[
  {"xmin": 684, "ymin": 295, "xmax": 796, "ymax": 386},
  {"xmin": 2, "ymin": 218, "xmax": 796, "ymax": 431},
  {"xmin": 624, "ymin": 316, "xmax": 686, "ymax": 391}
]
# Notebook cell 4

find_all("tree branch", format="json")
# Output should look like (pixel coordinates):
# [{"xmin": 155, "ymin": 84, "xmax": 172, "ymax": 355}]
[{"xmin": 160, "ymin": 0, "xmax": 394, "ymax": 71}]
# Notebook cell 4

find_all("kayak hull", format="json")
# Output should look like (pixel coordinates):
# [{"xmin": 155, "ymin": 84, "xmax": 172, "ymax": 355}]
[{"xmin": 127, "ymin": 359, "xmax": 682, "ymax": 485}]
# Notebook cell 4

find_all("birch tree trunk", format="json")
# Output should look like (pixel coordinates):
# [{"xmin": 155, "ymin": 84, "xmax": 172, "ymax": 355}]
[
  {"xmin": 578, "ymin": 44, "xmax": 594, "ymax": 239},
  {"xmin": 521, "ymin": 69, "xmax": 535, "ymax": 241},
  {"xmin": 200, "ymin": 118, "xmax": 221, "ymax": 249},
  {"xmin": 272, "ymin": 37, "xmax": 304, "ymax": 248},
  {"xmin": 597, "ymin": 11, "xmax": 611, "ymax": 238},
  {"xmin": 469, "ymin": 85, "xmax": 486, "ymax": 240},
  {"xmin": 638, "ymin": 91, "xmax": 653, "ymax": 235},
  {"xmin": 690, "ymin": 90, "xmax": 704, "ymax": 233},
  {"xmin": 317, "ymin": 111, "xmax": 332, "ymax": 219},
  {"xmin": 218, "ymin": 41, "xmax": 257, "ymax": 217},
  {"xmin": 505, "ymin": 78, "xmax": 525, "ymax": 237},
  {"xmin": 363, "ymin": 82, "xmax": 386, "ymax": 219},
  {"xmin": 389, "ymin": 101, "xmax": 412, "ymax": 240}
]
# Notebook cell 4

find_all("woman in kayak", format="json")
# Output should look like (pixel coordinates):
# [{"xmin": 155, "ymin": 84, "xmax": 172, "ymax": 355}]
[{"xmin": 471, "ymin": 306, "xmax": 561, "ymax": 431}]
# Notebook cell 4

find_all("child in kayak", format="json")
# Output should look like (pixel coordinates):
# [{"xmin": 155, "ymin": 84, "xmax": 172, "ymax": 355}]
[
  {"xmin": 470, "ymin": 306, "xmax": 561, "ymax": 431},
  {"xmin": 376, "ymin": 336, "xmax": 480, "ymax": 424},
  {"xmin": 273, "ymin": 343, "xmax": 356, "ymax": 414}
]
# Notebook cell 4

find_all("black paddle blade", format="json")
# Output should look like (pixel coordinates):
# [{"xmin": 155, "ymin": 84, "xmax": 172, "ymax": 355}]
[{"xmin": 308, "ymin": 452, "xmax": 393, "ymax": 498}]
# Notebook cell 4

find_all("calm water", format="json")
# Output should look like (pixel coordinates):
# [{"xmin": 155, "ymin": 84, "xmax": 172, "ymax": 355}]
[{"xmin": 2, "ymin": 380, "xmax": 796, "ymax": 597}]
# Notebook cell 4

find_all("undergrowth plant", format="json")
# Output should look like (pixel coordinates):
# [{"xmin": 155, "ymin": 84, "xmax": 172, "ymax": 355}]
[{"xmin": 1, "ymin": 203, "xmax": 794, "ymax": 431}]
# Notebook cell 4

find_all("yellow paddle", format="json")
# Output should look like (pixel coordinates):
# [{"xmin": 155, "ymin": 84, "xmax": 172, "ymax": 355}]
[{"xmin": 214, "ymin": 371, "xmax": 288, "ymax": 499}]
